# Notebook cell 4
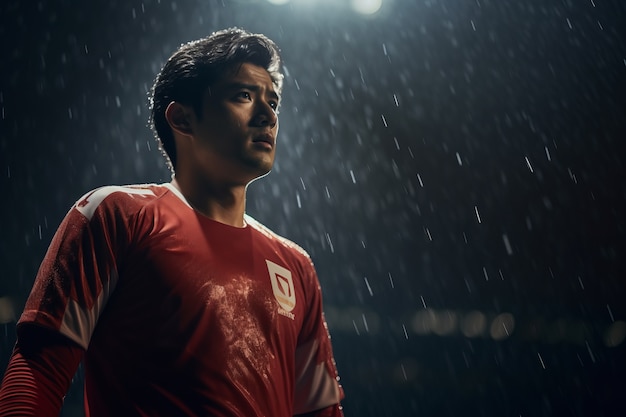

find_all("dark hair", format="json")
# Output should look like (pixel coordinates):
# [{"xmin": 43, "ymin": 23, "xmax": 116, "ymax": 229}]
[{"xmin": 149, "ymin": 27, "xmax": 283, "ymax": 172}]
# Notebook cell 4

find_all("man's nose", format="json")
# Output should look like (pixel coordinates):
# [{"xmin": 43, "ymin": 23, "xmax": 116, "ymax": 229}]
[{"xmin": 253, "ymin": 102, "xmax": 278, "ymax": 128}]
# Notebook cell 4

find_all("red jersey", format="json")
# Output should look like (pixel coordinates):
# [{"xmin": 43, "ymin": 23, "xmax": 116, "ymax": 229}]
[{"xmin": 18, "ymin": 183, "xmax": 343, "ymax": 416}]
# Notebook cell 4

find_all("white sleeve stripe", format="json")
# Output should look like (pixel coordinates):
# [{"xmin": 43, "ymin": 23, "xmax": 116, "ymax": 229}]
[
  {"xmin": 294, "ymin": 339, "xmax": 342, "ymax": 414},
  {"xmin": 58, "ymin": 270, "xmax": 119, "ymax": 349},
  {"xmin": 75, "ymin": 186, "xmax": 155, "ymax": 220}
]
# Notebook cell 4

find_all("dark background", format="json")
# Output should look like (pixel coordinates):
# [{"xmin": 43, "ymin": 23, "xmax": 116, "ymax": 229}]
[{"xmin": 1, "ymin": 0, "xmax": 625, "ymax": 416}]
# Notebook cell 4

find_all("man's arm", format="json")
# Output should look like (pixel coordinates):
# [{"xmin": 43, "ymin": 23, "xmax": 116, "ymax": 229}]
[{"xmin": 0, "ymin": 324, "xmax": 84, "ymax": 416}]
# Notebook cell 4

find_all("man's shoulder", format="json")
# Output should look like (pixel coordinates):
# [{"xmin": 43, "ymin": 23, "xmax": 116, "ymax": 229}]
[
  {"xmin": 245, "ymin": 214, "xmax": 311, "ymax": 261},
  {"xmin": 74, "ymin": 183, "xmax": 170, "ymax": 220}
]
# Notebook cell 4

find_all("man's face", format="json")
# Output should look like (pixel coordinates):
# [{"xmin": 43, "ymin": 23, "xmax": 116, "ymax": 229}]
[{"xmin": 186, "ymin": 62, "xmax": 281, "ymax": 186}]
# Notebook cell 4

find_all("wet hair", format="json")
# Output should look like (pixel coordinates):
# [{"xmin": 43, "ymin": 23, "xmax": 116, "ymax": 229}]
[{"xmin": 149, "ymin": 27, "xmax": 283, "ymax": 172}]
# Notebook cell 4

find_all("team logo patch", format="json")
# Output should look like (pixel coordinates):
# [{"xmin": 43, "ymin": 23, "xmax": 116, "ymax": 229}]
[{"xmin": 266, "ymin": 260, "xmax": 296, "ymax": 319}]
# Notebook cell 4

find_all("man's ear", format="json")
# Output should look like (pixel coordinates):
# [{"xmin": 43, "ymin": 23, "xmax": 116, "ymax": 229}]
[{"xmin": 165, "ymin": 101, "xmax": 194, "ymax": 136}]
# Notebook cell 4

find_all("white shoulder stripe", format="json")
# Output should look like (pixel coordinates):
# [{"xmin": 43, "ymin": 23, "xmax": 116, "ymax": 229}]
[
  {"xmin": 75, "ymin": 186, "xmax": 155, "ymax": 220},
  {"xmin": 162, "ymin": 182, "xmax": 193, "ymax": 209},
  {"xmin": 245, "ymin": 215, "xmax": 312, "ymax": 259}
]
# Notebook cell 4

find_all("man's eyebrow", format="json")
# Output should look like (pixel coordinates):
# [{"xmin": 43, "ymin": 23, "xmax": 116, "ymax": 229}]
[{"xmin": 227, "ymin": 82, "xmax": 281, "ymax": 102}]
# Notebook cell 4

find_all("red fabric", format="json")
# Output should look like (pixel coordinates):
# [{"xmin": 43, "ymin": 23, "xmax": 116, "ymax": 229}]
[
  {"xmin": 13, "ymin": 184, "xmax": 343, "ymax": 416},
  {"xmin": 0, "ymin": 326, "xmax": 84, "ymax": 416}
]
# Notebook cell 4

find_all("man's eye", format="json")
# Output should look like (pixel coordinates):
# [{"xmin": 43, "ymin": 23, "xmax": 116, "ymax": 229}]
[
  {"xmin": 269, "ymin": 101, "xmax": 279, "ymax": 110},
  {"xmin": 236, "ymin": 92, "xmax": 251, "ymax": 100}
]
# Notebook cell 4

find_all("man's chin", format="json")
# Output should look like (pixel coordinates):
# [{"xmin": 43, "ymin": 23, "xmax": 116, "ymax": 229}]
[{"xmin": 244, "ymin": 161, "xmax": 273, "ymax": 184}]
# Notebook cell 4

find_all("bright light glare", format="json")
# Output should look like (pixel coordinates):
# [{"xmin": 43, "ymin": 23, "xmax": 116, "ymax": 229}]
[
  {"xmin": 266, "ymin": 0, "xmax": 291, "ymax": 5},
  {"xmin": 351, "ymin": 0, "xmax": 383, "ymax": 15}
]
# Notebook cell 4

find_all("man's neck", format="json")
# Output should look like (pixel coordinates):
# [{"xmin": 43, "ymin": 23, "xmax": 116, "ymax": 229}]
[{"xmin": 171, "ymin": 177, "xmax": 248, "ymax": 228}]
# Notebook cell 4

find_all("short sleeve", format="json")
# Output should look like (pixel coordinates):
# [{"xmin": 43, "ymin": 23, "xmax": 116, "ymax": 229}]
[{"xmin": 18, "ymin": 187, "xmax": 133, "ymax": 349}]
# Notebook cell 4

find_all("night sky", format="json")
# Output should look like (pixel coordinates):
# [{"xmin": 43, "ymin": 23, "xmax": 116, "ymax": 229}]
[{"xmin": 1, "ymin": 0, "xmax": 626, "ymax": 416}]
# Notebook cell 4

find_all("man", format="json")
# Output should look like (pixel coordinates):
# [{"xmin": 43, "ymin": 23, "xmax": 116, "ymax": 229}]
[{"xmin": 0, "ymin": 28, "xmax": 344, "ymax": 416}]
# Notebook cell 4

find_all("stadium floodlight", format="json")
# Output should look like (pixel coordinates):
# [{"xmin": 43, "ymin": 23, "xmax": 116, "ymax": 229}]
[{"xmin": 350, "ymin": 0, "xmax": 383, "ymax": 15}]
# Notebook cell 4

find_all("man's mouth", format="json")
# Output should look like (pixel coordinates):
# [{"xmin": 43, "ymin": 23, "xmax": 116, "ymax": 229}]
[{"xmin": 253, "ymin": 133, "xmax": 275, "ymax": 148}]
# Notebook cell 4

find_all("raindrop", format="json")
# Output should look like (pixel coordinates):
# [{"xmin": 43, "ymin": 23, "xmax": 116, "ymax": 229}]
[
  {"xmin": 474, "ymin": 206, "xmax": 481, "ymax": 223},
  {"xmin": 524, "ymin": 156, "xmax": 534, "ymax": 173},
  {"xmin": 352, "ymin": 320, "xmax": 360, "ymax": 336},
  {"xmin": 364, "ymin": 277, "xmax": 373, "ymax": 296},
  {"xmin": 491, "ymin": 313, "xmax": 515, "ymax": 340},
  {"xmin": 537, "ymin": 352, "xmax": 546, "ymax": 369},
  {"xmin": 416, "ymin": 173, "xmax": 424, "ymax": 187},
  {"xmin": 502, "ymin": 234, "xmax": 513, "ymax": 255},
  {"xmin": 585, "ymin": 341, "xmax": 596, "ymax": 363},
  {"xmin": 568, "ymin": 168, "xmax": 578, "ymax": 183},
  {"xmin": 607, "ymin": 304, "xmax": 615, "ymax": 322},
  {"xmin": 325, "ymin": 233, "xmax": 334, "ymax": 253}
]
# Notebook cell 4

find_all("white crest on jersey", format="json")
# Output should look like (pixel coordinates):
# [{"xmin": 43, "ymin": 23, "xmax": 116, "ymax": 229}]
[{"xmin": 266, "ymin": 260, "xmax": 296, "ymax": 314}]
